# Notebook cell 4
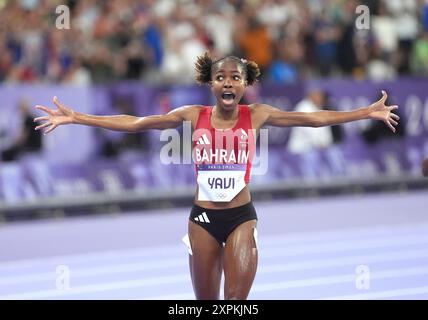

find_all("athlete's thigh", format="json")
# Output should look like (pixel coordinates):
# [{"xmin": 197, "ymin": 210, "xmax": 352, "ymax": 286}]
[
  {"xmin": 188, "ymin": 220, "xmax": 223, "ymax": 300},
  {"xmin": 223, "ymin": 219, "xmax": 258, "ymax": 300}
]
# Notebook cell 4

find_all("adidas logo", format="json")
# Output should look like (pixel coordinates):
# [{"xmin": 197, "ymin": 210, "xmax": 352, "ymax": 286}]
[
  {"xmin": 194, "ymin": 212, "xmax": 210, "ymax": 223},
  {"xmin": 196, "ymin": 134, "xmax": 210, "ymax": 145}
]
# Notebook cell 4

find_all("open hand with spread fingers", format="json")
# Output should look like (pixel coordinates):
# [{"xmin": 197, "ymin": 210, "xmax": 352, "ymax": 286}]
[
  {"xmin": 367, "ymin": 90, "xmax": 400, "ymax": 133},
  {"xmin": 34, "ymin": 96, "xmax": 76, "ymax": 134}
]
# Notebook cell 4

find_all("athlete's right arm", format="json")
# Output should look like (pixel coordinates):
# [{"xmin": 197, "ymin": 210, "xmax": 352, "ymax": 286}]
[{"xmin": 34, "ymin": 96, "xmax": 198, "ymax": 134}]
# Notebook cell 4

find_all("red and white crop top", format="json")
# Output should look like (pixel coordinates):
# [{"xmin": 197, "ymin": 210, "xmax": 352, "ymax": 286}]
[{"xmin": 193, "ymin": 105, "xmax": 255, "ymax": 202}]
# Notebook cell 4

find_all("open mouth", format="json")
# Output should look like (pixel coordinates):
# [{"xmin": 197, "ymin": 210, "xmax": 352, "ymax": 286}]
[{"xmin": 221, "ymin": 92, "xmax": 236, "ymax": 101}]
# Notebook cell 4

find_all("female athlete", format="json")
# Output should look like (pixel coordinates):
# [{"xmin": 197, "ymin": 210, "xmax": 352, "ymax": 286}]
[{"xmin": 34, "ymin": 52, "xmax": 399, "ymax": 300}]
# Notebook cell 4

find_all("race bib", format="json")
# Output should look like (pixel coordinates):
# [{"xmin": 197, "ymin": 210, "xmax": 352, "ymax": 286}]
[{"xmin": 197, "ymin": 164, "xmax": 246, "ymax": 202}]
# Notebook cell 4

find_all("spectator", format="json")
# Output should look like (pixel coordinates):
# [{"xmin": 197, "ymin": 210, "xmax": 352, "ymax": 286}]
[
  {"xmin": 287, "ymin": 89, "xmax": 340, "ymax": 180},
  {"xmin": 0, "ymin": 0, "xmax": 427, "ymax": 84},
  {"xmin": 312, "ymin": 7, "xmax": 341, "ymax": 76},
  {"xmin": 99, "ymin": 96, "xmax": 149, "ymax": 157},
  {"xmin": 236, "ymin": 14, "xmax": 273, "ymax": 74},
  {"xmin": 1, "ymin": 99, "xmax": 42, "ymax": 162},
  {"xmin": 288, "ymin": 89, "xmax": 335, "ymax": 154},
  {"xmin": 410, "ymin": 31, "xmax": 428, "ymax": 76}
]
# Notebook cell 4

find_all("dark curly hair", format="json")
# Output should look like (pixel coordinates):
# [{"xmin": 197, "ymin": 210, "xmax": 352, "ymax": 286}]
[{"xmin": 195, "ymin": 52, "xmax": 260, "ymax": 86}]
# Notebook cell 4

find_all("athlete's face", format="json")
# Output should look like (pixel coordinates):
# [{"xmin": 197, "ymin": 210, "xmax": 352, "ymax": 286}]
[{"xmin": 211, "ymin": 60, "xmax": 247, "ymax": 112}]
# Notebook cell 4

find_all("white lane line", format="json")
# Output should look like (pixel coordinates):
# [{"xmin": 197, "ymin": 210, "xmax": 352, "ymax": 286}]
[
  {"xmin": 138, "ymin": 266, "xmax": 428, "ymax": 300},
  {"xmin": 261, "ymin": 222, "xmax": 428, "ymax": 245},
  {"xmin": 258, "ymin": 247, "xmax": 428, "ymax": 273},
  {"xmin": 0, "ymin": 258, "xmax": 188, "ymax": 286},
  {"xmin": 0, "ymin": 273, "xmax": 191, "ymax": 300},
  {"xmin": 320, "ymin": 286, "xmax": 428, "ymax": 300},
  {"xmin": 260, "ymin": 233, "xmax": 428, "ymax": 258},
  {"xmin": 251, "ymin": 266, "xmax": 428, "ymax": 294},
  {"xmin": 0, "ymin": 244, "xmax": 184, "ymax": 272},
  {"xmin": 2, "ymin": 223, "xmax": 428, "ymax": 271},
  {"xmin": 2, "ymin": 263, "xmax": 428, "ymax": 300},
  {"xmin": 2, "ymin": 247, "xmax": 428, "ymax": 286},
  {"xmin": 140, "ymin": 293, "xmax": 195, "ymax": 300},
  {"xmin": 3, "ymin": 226, "xmax": 428, "ymax": 275}
]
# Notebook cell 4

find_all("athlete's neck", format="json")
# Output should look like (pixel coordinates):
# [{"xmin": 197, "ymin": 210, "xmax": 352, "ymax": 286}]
[{"xmin": 213, "ymin": 105, "xmax": 238, "ymax": 121}]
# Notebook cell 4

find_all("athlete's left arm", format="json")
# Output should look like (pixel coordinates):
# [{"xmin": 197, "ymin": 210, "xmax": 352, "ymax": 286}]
[{"xmin": 253, "ymin": 90, "xmax": 399, "ymax": 133}]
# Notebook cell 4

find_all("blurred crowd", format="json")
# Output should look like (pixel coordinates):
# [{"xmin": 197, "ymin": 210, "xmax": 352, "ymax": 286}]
[{"xmin": 1, "ymin": 0, "xmax": 428, "ymax": 85}]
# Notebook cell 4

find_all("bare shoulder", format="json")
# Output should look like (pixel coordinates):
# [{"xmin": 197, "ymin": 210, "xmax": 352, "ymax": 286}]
[
  {"xmin": 171, "ymin": 104, "xmax": 203, "ymax": 117},
  {"xmin": 248, "ymin": 103, "xmax": 267, "ymax": 111},
  {"xmin": 172, "ymin": 104, "xmax": 204, "ymax": 113},
  {"xmin": 171, "ymin": 105, "xmax": 205, "ymax": 127},
  {"xmin": 248, "ymin": 103, "xmax": 276, "ymax": 114},
  {"xmin": 248, "ymin": 103, "xmax": 273, "ymax": 128}
]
